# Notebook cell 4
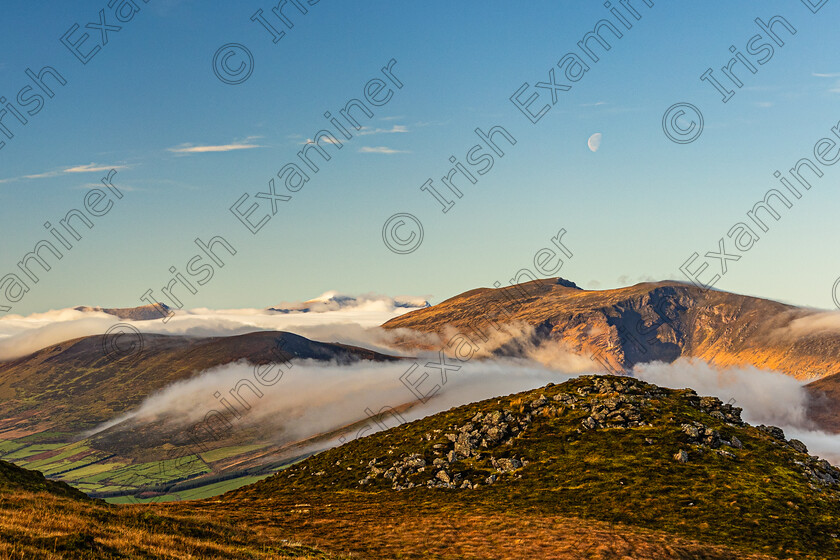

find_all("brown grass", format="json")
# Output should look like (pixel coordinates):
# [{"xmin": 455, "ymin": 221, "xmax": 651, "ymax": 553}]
[
  {"xmin": 0, "ymin": 489, "xmax": 336, "ymax": 559},
  {"xmin": 173, "ymin": 494, "xmax": 777, "ymax": 560}
]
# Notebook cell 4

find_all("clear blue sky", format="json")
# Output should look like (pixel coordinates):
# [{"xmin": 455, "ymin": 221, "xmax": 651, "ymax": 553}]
[{"xmin": 2, "ymin": 0, "xmax": 839, "ymax": 315}]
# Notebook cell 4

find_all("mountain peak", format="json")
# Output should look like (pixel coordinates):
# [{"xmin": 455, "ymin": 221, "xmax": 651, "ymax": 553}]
[
  {"xmin": 556, "ymin": 277, "xmax": 582, "ymax": 290},
  {"xmin": 269, "ymin": 293, "xmax": 430, "ymax": 314},
  {"xmin": 74, "ymin": 304, "xmax": 171, "ymax": 321}
]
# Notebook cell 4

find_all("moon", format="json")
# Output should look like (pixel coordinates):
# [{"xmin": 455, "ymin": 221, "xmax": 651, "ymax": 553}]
[{"xmin": 587, "ymin": 133, "xmax": 602, "ymax": 152}]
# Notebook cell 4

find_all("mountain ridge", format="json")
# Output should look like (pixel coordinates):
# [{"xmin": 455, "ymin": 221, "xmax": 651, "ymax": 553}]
[{"xmin": 382, "ymin": 278, "xmax": 837, "ymax": 381}]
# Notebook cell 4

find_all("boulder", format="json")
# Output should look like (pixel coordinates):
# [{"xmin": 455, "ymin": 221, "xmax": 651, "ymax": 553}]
[{"xmin": 789, "ymin": 439, "xmax": 808, "ymax": 454}]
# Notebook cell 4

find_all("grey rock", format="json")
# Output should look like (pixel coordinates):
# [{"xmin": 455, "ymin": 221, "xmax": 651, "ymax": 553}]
[
  {"xmin": 758, "ymin": 425, "xmax": 786, "ymax": 441},
  {"xmin": 530, "ymin": 395, "xmax": 548, "ymax": 409},
  {"xmin": 789, "ymin": 439, "xmax": 808, "ymax": 454},
  {"xmin": 493, "ymin": 457, "xmax": 522, "ymax": 473},
  {"xmin": 681, "ymin": 424, "xmax": 700, "ymax": 439},
  {"xmin": 715, "ymin": 449, "xmax": 736, "ymax": 459}
]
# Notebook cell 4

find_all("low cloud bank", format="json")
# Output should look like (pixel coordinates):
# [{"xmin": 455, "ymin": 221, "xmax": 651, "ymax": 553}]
[
  {"xmin": 633, "ymin": 358, "xmax": 840, "ymax": 462},
  {"xmin": 89, "ymin": 354, "xmax": 840, "ymax": 464},
  {"xmin": 90, "ymin": 358, "xmax": 574, "ymax": 447},
  {"xmin": 0, "ymin": 294, "xmax": 429, "ymax": 361}
]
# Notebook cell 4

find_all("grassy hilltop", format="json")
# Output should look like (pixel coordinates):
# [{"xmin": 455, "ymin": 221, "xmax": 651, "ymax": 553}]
[{"xmin": 2, "ymin": 374, "xmax": 839, "ymax": 558}]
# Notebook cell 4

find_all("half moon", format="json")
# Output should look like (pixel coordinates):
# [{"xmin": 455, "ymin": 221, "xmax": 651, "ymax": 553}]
[{"xmin": 587, "ymin": 133, "xmax": 602, "ymax": 152}]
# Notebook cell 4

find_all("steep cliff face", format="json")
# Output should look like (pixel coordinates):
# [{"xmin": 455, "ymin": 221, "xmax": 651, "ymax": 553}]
[{"xmin": 382, "ymin": 279, "xmax": 840, "ymax": 381}]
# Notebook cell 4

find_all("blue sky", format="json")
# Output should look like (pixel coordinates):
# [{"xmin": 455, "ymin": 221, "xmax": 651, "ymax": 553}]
[{"xmin": 2, "ymin": 0, "xmax": 840, "ymax": 315}]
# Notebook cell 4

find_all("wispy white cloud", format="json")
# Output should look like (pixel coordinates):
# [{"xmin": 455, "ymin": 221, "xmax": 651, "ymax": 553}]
[
  {"xmin": 414, "ymin": 120, "xmax": 448, "ymax": 127},
  {"xmin": 756, "ymin": 101, "xmax": 774, "ymax": 108},
  {"xmin": 0, "ymin": 163, "xmax": 129, "ymax": 184},
  {"xmin": 22, "ymin": 171, "xmax": 62, "ymax": 179},
  {"xmin": 358, "ymin": 146, "xmax": 410, "ymax": 154},
  {"xmin": 74, "ymin": 182, "xmax": 139, "ymax": 192},
  {"xmin": 168, "ymin": 142, "xmax": 262, "ymax": 154},
  {"xmin": 168, "ymin": 137, "xmax": 264, "ymax": 154},
  {"xmin": 811, "ymin": 73, "xmax": 840, "ymax": 93},
  {"xmin": 63, "ymin": 163, "xmax": 130, "ymax": 173},
  {"xmin": 301, "ymin": 135, "xmax": 342, "ymax": 145},
  {"xmin": 357, "ymin": 125, "xmax": 408, "ymax": 136},
  {"xmin": 580, "ymin": 101, "xmax": 607, "ymax": 107}
]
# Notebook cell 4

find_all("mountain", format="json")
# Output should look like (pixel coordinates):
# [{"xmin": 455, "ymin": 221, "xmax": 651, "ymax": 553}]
[
  {"xmin": 193, "ymin": 374, "xmax": 839, "ymax": 559},
  {"xmin": 74, "ymin": 304, "xmax": 171, "ymax": 321},
  {"xmin": 806, "ymin": 373, "xmax": 840, "ymax": 432},
  {"xmin": 0, "ymin": 330, "xmax": 401, "ymax": 502},
  {"xmin": 268, "ymin": 291, "xmax": 430, "ymax": 313},
  {"xmin": 0, "ymin": 330, "xmax": 398, "ymax": 436},
  {"xmin": 382, "ymin": 278, "xmax": 840, "ymax": 381}
]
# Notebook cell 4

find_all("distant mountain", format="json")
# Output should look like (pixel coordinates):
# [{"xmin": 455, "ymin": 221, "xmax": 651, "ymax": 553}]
[
  {"xmin": 74, "ymin": 304, "xmax": 171, "ymax": 321},
  {"xmin": 0, "ymin": 330, "xmax": 399, "ymax": 436},
  {"xmin": 0, "ymin": 330, "xmax": 402, "ymax": 502},
  {"xmin": 219, "ymin": 374, "xmax": 840, "ymax": 558},
  {"xmin": 269, "ymin": 291, "xmax": 429, "ymax": 313},
  {"xmin": 382, "ymin": 278, "xmax": 840, "ymax": 381},
  {"xmin": 806, "ymin": 374, "xmax": 840, "ymax": 432}
]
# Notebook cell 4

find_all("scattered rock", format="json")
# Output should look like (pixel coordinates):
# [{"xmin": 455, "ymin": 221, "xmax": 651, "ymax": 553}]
[
  {"xmin": 715, "ymin": 449, "xmax": 736, "ymax": 460},
  {"xmin": 789, "ymin": 439, "xmax": 808, "ymax": 454},
  {"xmin": 681, "ymin": 424, "xmax": 700, "ymax": 439},
  {"xmin": 674, "ymin": 449, "xmax": 689, "ymax": 463},
  {"xmin": 758, "ymin": 425, "xmax": 786, "ymax": 441}
]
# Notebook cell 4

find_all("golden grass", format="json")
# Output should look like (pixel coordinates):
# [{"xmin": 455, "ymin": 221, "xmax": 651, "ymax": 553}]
[
  {"xmin": 173, "ymin": 494, "xmax": 778, "ymax": 560},
  {"xmin": 0, "ymin": 490, "xmax": 337, "ymax": 559}
]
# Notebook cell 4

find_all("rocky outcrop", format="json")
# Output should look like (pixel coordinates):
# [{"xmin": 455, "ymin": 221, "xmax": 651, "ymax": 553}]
[
  {"xmin": 359, "ymin": 407, "xmax": 533, "ymax": 490},
  {"xmin": 350, "ymin": 374, "xmax": 840, "ymax": 499}
]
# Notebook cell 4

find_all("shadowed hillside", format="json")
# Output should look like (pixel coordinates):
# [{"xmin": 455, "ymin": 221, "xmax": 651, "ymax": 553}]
[
  {"xmin": 0, "ymin": 330, "xmax": 399, "ymax": 436},
  {"xmin": 0, "ymin": 331, "xmax": 402, "ymax": 502}
]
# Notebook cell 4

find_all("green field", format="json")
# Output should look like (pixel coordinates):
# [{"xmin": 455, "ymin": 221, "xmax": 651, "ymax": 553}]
[
  {"xmin": 199, "ymin": 444, "xmax": 267, "ymax": 463},
  {"xmin": 2, "ymin": 443, "xmax": 65, "ymax": 461},
  {"xmin": 0, "ymin": 433, "xmax": 293, "ymax": 502},
  {"xmin": 105, "ymin": 473, "xmax": 273, "ymax": 504},
  {"xmin": 0, "ymin": 436, "xmax": 213, "ymax": 497},
  {"xmin": 0, "ymin": 440, "xmax": 26, "ymax": 455}
]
